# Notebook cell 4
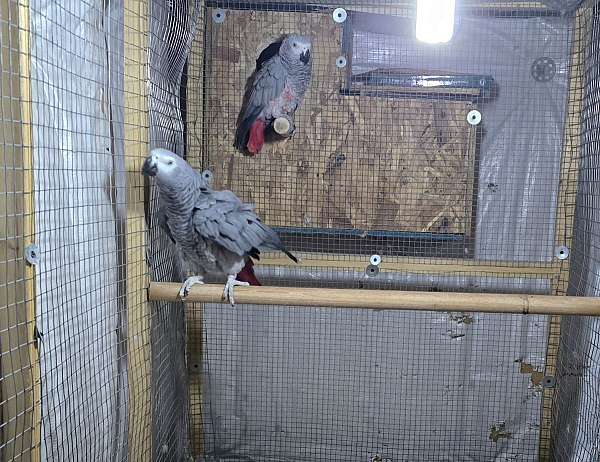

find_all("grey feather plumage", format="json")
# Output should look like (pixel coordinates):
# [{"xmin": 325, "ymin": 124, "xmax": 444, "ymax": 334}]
[
  {"xmin": 142, "ymin": 148, "xmax": 297, "ymax": 284},
  {"xmin": 234, "ymin": 34, "xmax": 313, "ymax": 156}
]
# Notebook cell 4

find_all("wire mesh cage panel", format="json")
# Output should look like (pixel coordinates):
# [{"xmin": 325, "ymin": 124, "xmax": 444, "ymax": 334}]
[
  {"xmin": 184, "ymin": 1, "xmax": 598, "ymax": 461},
  {"xmin": 2, "ymin": 0, "xmax": 600, "ymax": 462},
  {"xmin": 1, "ymin": 0, "xmax": 197, "ymax": 460},
  {"xmin": 187, "ymin": 1, "xmax": 570, "ymax": 295}
]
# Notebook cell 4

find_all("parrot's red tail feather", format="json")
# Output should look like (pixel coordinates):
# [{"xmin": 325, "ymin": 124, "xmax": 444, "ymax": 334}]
[
  {"xmin": 247, "ymin": 120, "xmax": 266, "ymax": 155},
  {"xmin": 236, "ymin": 259, "xmax": 262, "ymax": 286}
]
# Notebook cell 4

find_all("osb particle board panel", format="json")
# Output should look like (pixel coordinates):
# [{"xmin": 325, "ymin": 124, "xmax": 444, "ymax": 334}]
[{"xmin": 201, "ymin": 8, "xmax": 477, "ymax": 235}]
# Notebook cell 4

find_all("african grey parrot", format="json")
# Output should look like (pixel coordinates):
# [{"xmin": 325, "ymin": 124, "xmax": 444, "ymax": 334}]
[
  {"xmin": 141, "ymin": 148, "xmax": 297, "ymax": 305},
  {"xmin": 234, "ymin": 34, "xmax": 313, "ymax": 156}
]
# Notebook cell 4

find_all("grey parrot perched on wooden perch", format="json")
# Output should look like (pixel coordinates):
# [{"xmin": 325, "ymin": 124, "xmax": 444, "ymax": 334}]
[
  {"xmin": 234, "ymin": 34, "xmax": 313, "ymax": 156},
  {"xmin": 141, "ymin": 148, "xmax": 297, "ymax": 305}
]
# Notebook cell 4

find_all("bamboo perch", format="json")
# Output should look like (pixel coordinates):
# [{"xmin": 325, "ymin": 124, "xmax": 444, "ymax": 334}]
[{"xmin": 148, "ymin": 282, "xmax": 600, "ymax": 316}]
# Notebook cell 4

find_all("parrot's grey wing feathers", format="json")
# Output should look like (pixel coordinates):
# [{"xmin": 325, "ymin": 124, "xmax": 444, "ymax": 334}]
[
  {"xmin": 234, "ymin": 57, "xmax": 288, "ymax": 152},
  {"xmin": 255, "ymin": 37, "xmax": 284, "ymax": 70},
  {"xmin": 157, "ymin": 206, "xmax": 176, "ymax": 244},
  {"xmin": 192, "ymin": 190, "xmax": 297, "ymax": 263}
]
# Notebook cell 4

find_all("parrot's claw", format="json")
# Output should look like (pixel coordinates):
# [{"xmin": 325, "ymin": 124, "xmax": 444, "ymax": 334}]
[
  {"xmin": 223, "ymin": 275, "xmax": 250, "ymax": 306},
  {"xmin": 178, "ymin": 276, "xmax": 204, "ymax": 300}
]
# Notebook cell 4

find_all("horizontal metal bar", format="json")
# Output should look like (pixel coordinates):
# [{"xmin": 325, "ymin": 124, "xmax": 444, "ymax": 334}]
[
  {"xmin": 273, "ymin": 226, "xmax": 464, "ymax": 241},
  {"xmin": 254, "ymin": 266, "xmax": 551, "ymax": 294},
  {"xmin": 148, "ymin": 283, "xmax": 600, "ymax": 316},
  {"xmin": 258, "ymin": 254, "xmax": 559, "ymax": 276}
]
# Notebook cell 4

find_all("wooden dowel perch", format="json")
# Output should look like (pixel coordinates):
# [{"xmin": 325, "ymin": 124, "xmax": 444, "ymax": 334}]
[{"xmin": 148, "ymin": 282, "xmax": 600, "ymax": 316}]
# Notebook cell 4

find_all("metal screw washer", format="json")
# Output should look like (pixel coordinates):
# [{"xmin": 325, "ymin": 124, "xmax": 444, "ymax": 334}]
[
  {"xmin": 333, "ymin": 7, "xmax": 347, "ymax": 23},
  {"xmin": 370, "ymin": 254, "xmax": 382, "ymax": 266},
  {"xmin": 467, "ymin": 109, "xmax": 481, "ymax": 126},
  {"xmin": 25, "ymin": 244, "xmax": 40, "ymax": 266},
  {"xmin": 555, "ymin": 245, "xmax": 569, "ymax": 260},
  {"xmin": 365, "ymin": 264, "xmax": 380, "ymax": 277},
  {"xmin": 212, "ymin": 8, "xmax": 225, "ymax": 23},
  {"xmin": 336, "ymin": 56, "xmax": 347, "ymax": 68}
]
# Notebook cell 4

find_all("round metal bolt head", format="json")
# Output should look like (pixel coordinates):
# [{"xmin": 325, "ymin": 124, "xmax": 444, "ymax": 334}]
[
  {"xmin": 467, "ymin": 109, "xmax": 482, "ymax": 126},
  {"xmin": 336, "ymin": 56, "xmax": 347, "ymax": 68},
  {"xmin": 25, "ymin": 244, "xmax": 40, "ymax": 266},
  {"xmin": 555, "ymin": 245, "xmax": 569, "ymax": 260},
  {"xmin": 370, "ymin": 254, "xmax": 382, "ymax": 266},
  {"xmin": 212, "ymin": 8, "xmax": 225, "ymax": 23},
  {"xmin": 333, "ymin": 7, "xmax": 347, "ymax": 23},
  {"xmin": 365, "ymin": 264, "xmax": 380, "ymax": 277}
]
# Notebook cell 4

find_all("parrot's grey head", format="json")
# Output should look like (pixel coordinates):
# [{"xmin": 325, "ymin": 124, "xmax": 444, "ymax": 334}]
[
  {"xmin": 281, "ymin": 34, "xmax": 312, "ymax": 66},
  {"xmin": 141, "ymin": 148, "xmax": 197, "ymax": 188}
]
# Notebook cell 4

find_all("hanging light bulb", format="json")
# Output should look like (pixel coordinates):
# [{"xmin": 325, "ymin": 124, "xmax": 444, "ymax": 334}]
[{"xmin": 416, "ymin": 0, "xmax": 456, "ymax": 44}]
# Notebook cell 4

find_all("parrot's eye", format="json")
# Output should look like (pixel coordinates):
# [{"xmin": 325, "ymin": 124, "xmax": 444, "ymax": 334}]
[
  {"xmin": 293, "ymin": 43, "xmax": 297, "ymax": 47},
  {"xmin": 167, "ymin": 160, "xmax": 174, "ymax": 165}
]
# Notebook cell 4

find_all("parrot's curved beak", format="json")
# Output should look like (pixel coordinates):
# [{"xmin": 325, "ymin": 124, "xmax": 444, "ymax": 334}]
[
  {"xmin": 141, "ymin": 157, "xmax": 158, "ymax": 177},
  {"xmin": 300, "ymin": 49, "xmax": 310, "ymax": 65}
]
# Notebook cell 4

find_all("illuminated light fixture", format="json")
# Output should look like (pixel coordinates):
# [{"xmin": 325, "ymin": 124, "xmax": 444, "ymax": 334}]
[{"xmin": 416, "ymin": 0, "xmax": 456, "ymax": 44}]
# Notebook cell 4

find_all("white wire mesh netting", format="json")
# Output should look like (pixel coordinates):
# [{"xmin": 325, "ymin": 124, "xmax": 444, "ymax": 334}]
[{"xmin": 1, "ymin": 0, "xmax": 600, "ymax": 461}]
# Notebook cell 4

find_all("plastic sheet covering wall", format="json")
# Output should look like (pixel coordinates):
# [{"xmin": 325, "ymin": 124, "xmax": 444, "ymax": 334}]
[
  {"xmin": 201, "ymin": 304, "xmax": 548, "ymax": 461},
  {"xmin": 29, "ymin": 0, "xmax": 128, "ymax": 459},
  {"xmin": 186, "ymin": 2, "xmax": 575, "ymax": 461},
  {"xmin": 24, "ymin": 0, "xmax": 199, "ymax": 459},
  {"xmin": 349, "ymin": 13, "xmax": 571, "ymax": 262},
  {"xmin": 552, "ymin": 3, "xmax": 600, "ymax": 461}
]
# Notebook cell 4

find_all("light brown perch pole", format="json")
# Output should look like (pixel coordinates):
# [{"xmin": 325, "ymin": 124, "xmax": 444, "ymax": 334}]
[{"xmin": 148, "ymin": 282, "xmax": 600, "ymax": 316}]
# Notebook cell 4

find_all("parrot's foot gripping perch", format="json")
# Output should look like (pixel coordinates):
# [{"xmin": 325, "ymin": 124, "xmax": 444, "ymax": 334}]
[
  {"xmin": 178, "ymin": 276, "xmax": 204, "ymax": 300},
  {"xmin": 223, "ymin": 275, "xmax": 250, "ymax": 306}
]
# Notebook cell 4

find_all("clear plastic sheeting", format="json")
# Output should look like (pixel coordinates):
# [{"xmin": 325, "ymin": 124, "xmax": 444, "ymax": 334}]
[
  {"xmin": 201, "ymin": 304, "xmax": 548, "ymax": 462},
  {"xmin": 29, "ymin": 0, "xmax": 127, "ymax": 460},
  {"xmin": 350, "ymin": 13, "xmax": 572, "ymax": 262},
  {"xmin": 27, "ymin": 0, "xmax": 201, "ymax": 459}
]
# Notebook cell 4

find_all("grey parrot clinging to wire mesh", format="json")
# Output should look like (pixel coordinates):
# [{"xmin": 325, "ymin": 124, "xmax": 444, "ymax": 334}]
[
  {"xmin": 141, "ymin": 148, "xmax": 298, "ymax": 305},
  {"xmin": 234, "ymin": 34, "xmax": 313, "ymax": 156}
]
